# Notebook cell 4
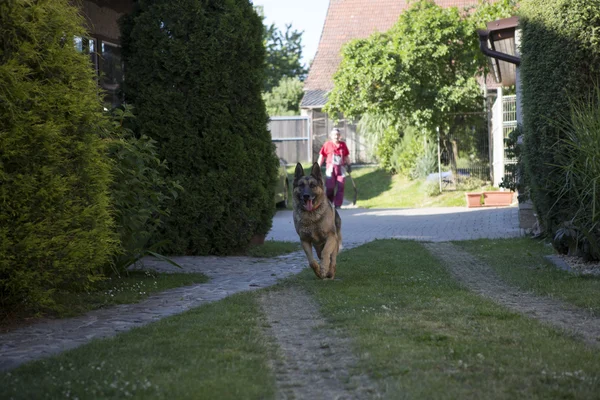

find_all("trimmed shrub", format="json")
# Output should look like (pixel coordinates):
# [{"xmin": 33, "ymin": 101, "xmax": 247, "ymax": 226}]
[
  {"xmin": 0, "ymin": 0, "xmax": 116, "ymax": 310},
  {"xmin": 519, "ymin": 0, "xmax": 600, "ymax": 235},
  {"xmin": 120, "ymin": 0, "xmax": 278, "ymax": 255},
  {"xmin": 106, "ymin": 106, "xmax": 183, "ymax": 272}
]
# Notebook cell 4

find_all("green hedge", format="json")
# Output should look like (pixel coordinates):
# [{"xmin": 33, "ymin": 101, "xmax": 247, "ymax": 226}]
[
  {"xmin": 520, "ymin": 0, "xmax": 600, "ymax": 235},
  {"xmin": 120, "ymin": 0, "xmax": 278, "ymax": 255},
  {"xmin": 0, "ymin": 0, "xmax": 116, "ymax": 310}
]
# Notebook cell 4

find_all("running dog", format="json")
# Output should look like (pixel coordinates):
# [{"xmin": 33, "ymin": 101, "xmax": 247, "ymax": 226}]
[{"xmin": 292, "ymin": 162, "xmax": 342, "ymax": 279}]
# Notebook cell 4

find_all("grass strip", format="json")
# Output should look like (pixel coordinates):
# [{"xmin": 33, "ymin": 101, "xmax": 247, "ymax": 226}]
[
  {"xmin": 1, "ymin": 271, "xmax": 209, "ymax": 329},
  {"xmin": 455, "ymin": 237, "xmax": 600, "ymax": 315},
  {"xmin": 287, "ymin": 164, "xmax": 493, "ymax": 208},
  {"xmin": 294, "ymin": 240, "xmax": 600, "ymax": 399},
  {"xmin": 0, "ymin": 292, "xmax": 275, "ymax": 400}
]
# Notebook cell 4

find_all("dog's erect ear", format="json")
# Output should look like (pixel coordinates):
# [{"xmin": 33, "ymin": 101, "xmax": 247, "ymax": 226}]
[
  {"xmin": 310, "ymin": 162, "xmax": 323, "ymax": 183},
  {"xmin": 293, "ymin": 163, "xmax": 304, "ymax": 186}
]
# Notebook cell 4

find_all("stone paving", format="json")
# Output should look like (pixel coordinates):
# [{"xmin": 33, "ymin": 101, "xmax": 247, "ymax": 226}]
[{"xmin": 0, "ymin": 205, "xmax": 523, "ymax": 371}]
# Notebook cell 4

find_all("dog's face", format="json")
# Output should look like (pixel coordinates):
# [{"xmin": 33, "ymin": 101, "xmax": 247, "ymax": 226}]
[{"xmin": 293, "ymin": 163, "xmax": 325, "ymax": 212}]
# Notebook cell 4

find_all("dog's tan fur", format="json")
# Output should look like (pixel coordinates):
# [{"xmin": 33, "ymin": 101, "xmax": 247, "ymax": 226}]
[{"xmin": 292, "ymin": 162, "xmax": 342, "ymax": 279}]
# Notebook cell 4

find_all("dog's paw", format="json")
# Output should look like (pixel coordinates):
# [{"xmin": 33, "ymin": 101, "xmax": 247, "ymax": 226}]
[{"xmin": 309, "ymin": 261, "xmax": 321, "ymax": 278}]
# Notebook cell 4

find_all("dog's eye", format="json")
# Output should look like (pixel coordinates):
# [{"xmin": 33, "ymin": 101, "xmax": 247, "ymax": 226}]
[{"xmin": 309, "ymin": 183, "xmax": 316, "ymax": 188}]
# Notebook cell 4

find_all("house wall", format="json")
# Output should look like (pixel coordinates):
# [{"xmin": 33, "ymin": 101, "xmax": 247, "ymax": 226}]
[
  {"xmin": 72, "ymin": 0, "xmax": 134, "ymax": 107},
  {"xmin": 74, "ymin": 0, "xmax": 133, "ymax": 43}
]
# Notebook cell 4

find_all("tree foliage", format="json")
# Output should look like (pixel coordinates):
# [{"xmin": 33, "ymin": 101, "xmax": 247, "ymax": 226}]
[
  {"xmin": 325, "ymin": 0, "xmax": 516, "ymax": 171},
  {"xmin": 105, "ymin": 106, "xmax": 183, "ymax": 272},
  {"xmin": 120, "ymin": 0, "xmax": 278, "ymax": 255},
  {"xmin": 263, "ymin": 76, "xmax": 304, "ymax": 116},
  {"xmin": 0, "ymin": 0, "xmax": 116, "ymax": 310},
  {"xmin": 264, "ymin": 23, "xmax": 307, "ymax": 92},
  {"xmin": 326, "ymin": 0, "xmax": 487, "ymax": 131}
]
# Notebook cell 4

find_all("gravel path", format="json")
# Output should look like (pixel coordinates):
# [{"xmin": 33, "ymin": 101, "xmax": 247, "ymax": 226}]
[
  {"xmin": 258, "ymin": 287, "xmax": 380, "ymax": 400},
  {"xmin": 424, "ymin": 242, "xmax": 600, "ymax": 345}
]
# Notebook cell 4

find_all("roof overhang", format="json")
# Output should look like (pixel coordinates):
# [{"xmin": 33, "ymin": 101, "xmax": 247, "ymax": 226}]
[{"xmin": 477, "ymin": 16, "xmax": 520, "ymax": 87}]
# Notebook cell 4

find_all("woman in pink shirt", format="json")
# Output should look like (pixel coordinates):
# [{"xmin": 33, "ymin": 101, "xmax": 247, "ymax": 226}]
[{"xmin": 317, "ymin": 128, "xmax": 351, "ymax": 209}]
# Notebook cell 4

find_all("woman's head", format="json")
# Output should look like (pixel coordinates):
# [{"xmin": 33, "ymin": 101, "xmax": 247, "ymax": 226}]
[{"xmin": 330, "ymin": 128, "xmax": 341, "ymax": 143}]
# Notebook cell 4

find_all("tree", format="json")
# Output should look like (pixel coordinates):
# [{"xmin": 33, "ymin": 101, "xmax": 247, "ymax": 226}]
[
  {"xmin": 0, "ymin": 0, "xmax": 116, "ymax": 310},
  {"xmin": 264, "ymin": 23, "xmax": 308, "ymax": 92},
  {"xmin": 263, "ymin": 76, "xmax": 304, "ymax": 116},
  {"xmin": 325, "ymin": 0, "xmax": 516, "ymax": 171},
  {"xmin": 120, "ymin": 0, "xmax": 278, "ymax": 255}
]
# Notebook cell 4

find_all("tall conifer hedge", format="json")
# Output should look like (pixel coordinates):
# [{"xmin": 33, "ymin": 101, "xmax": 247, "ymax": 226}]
[
  {"xmin": 0, "ymin": 0, "xmax": 116, "ymax": 309},
  {"xmin": 120, "ymin": 0, "xmax": 278, "ymax": 255},
  {"xmin": 520, "ymin": 0, "xmax": 600, "ymax": 234}
]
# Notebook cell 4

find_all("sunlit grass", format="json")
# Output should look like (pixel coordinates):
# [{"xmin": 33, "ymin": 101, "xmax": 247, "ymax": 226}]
[
  {"xmin": 3, "ymin": 240, "xmax": 600, "ymax": 399},
  {"xmin": 294, "ymin": 240, "xmax": 600, "ymax": 399},
  {"xmin": 456, "ymin": 237, "xmax": 600, "ymax": 315}
]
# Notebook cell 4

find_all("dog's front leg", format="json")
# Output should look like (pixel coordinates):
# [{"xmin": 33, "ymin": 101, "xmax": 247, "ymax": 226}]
[
  {"xmin": 320, "ymin": 235, "xmax": 339, "ymax": 279},
  {"xmin": 301, "ymin": 240, "xmax": 321, "ymax": 278}
]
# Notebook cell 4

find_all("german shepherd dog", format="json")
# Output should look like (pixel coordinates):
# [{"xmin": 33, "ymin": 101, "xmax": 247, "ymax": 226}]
[{"xmin": 293, "ymin": 162, "xmax": 342, "ymax": 279}]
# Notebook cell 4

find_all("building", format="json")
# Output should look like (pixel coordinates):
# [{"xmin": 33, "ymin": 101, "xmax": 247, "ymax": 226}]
[
  {"xmin": 73, "ymin": 0, "xmax": 134, "ymax": 107},
  {"xmin": 301, "ymin": 0, "xmax": 503, "ymax": 163}
]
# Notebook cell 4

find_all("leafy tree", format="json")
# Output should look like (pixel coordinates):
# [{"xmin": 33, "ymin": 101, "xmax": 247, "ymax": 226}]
[
  {"xmin": 325, "ymin": 0, "xmax": 516, "ymax": 171},
  {"xmin": 264, "ymin": 23, "xmax": 308, "ymax": 92},
  {"xmin": 120, "ymin": 0, "xmax": 278, "ymax": 255},
  {"xmin": 263, "ymin": 76, "xmax": 304, "ymax": 116},
  {"xmin": 105, "ymin": 106, "xmax": 183, "ymax": 272},
  {"xmin": 0, "ymin": 0, "xmax": 116, "ymax": 310}
]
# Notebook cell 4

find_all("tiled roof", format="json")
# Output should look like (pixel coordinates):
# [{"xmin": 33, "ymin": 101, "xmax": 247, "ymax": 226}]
[
  {"xmin": 303, "ymin": 0, "xmax": 499, "ymax": 107},
  {"xmin": 300, "ymin": 90, "xmax": 329, "ymax": 108}
]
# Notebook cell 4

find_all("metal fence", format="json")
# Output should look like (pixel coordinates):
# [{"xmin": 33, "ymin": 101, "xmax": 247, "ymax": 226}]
[
  {"xmin": 310, "ymin": 111, "xmax": 375, "ymax": 164},
  {"xmin": 491, "ymin": 94, "xmax": 518, "ymax": 186},
  {"xmin": 503, "ymin": 95, "xmax": 518, "ymax": 163},
  {"xmin": 442, "ymin": 111, "xmax": 491, "ymax": 183}
]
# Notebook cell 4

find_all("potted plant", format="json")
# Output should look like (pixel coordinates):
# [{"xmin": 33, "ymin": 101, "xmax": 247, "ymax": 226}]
[
  {"xmin": 465, "ymin": 192, "xmax": 483, "ymax": 208},
  {"xmin": 483, "ymin": 190, "xmax": 514, "ymax": 206}
]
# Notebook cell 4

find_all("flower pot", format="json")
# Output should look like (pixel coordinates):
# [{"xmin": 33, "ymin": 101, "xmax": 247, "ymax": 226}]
[
  {"xmin": 465, "ymin": 192, "xmax": 483, "ymax": 208},
  {"xmin": 483, "ymin": 191, "xmax": 514, "ymax": 207},
  {"xmin": 250, "ymin": 233, "xmax": 266, "ymax": 246}
]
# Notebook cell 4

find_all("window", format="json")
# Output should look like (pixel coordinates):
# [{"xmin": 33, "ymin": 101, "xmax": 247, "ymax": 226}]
[
  {"xmin": 99, "ymin": 41, "xmax": 124, "ymax": 108},
  {"xmin": 74, "ymin": 36, "xmax": 98, "ymax": 73}
]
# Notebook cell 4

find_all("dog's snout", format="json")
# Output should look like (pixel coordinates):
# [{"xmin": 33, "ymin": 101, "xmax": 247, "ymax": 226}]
[{"xmin": 302, "ymin": 193, "xmax": 311, "ymax": 200}]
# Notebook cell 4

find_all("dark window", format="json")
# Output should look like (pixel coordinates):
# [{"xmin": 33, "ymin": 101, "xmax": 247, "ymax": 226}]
[
  {"xmin": 74, "ymin": 36, "xmax": 98, "ymax": 73},
  {"xmin": 99, "ymin": 41, "xmax": 124, "ymax": 108}
]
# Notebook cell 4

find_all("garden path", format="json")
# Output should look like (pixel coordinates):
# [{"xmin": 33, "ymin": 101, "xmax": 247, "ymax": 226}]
[{"xmin": 424, "ymin": 242, "xmax": 600, "ymax": 345}]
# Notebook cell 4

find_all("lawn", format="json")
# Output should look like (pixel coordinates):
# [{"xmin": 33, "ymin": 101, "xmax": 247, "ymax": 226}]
[
  {"xmin": 287, "ymin": 164, "xmax": 495, "ymax": 209},
  {"xmin": 3, "ymin": 239, "xmax": 599, "ymax": 399},
  {"xmin": 1, "ymin": 242, "xmax": 300, "ymax": 331},
  {"xmin": 455, "ymin": 238, "xmax": 600, "ymax": 315}
]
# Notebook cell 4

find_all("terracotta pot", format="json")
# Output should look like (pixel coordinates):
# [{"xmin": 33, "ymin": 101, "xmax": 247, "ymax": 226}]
[
  {"xmin": 483, "ymin": 191, "xmax": 514, "ymax": 207},
  {"xmin": 465, "ymin": 192, "xmax": 483, "ymax": 208},
  {"xmin": 250, "ymin": 233, "xmax": 266, "ymax": 246}
]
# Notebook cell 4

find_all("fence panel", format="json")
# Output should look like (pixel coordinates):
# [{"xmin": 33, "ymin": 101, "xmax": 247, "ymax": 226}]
[
  {"xmin": 443, "ymin": 111, "xmax": 491, "ymax": 183},
  {"xmin": 268, "ymin": 116, "xmax": 311, "ymax": 164},
  {"xmin": 311, "ymin": 111, "xmax": 375, "ymax": 164}
]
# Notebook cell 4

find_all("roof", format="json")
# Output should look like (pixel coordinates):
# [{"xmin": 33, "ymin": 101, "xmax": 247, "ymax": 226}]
[
  {"xmin": 485, "ymin": 16, "xmax": 519, "ymax": 86},
  {"xmin": 302, "ymin": 0, "xmax": 499, "ymax": 108}
]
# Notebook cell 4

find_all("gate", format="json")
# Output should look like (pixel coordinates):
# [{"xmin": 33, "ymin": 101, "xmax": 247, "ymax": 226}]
[
  {"xmin": 268, "ymin": 116, "xmax": 311, "ymax": 164},
  {"xmin": 310, "ymin": 111, "xmax": 375, "ymax": 164},
  {"xmin": 442, "ymin": 111, "xmax": 491, "ymax": 183}
]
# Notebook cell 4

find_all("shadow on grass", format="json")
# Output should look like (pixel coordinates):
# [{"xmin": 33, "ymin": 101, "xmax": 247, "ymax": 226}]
[
  {"xmin": 348, "ymin": 168, "xmax": 392, "ymax": 202},
  {"xmin": 286, "ymin": 165, "xmax": 393, "ymax": 205}
]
